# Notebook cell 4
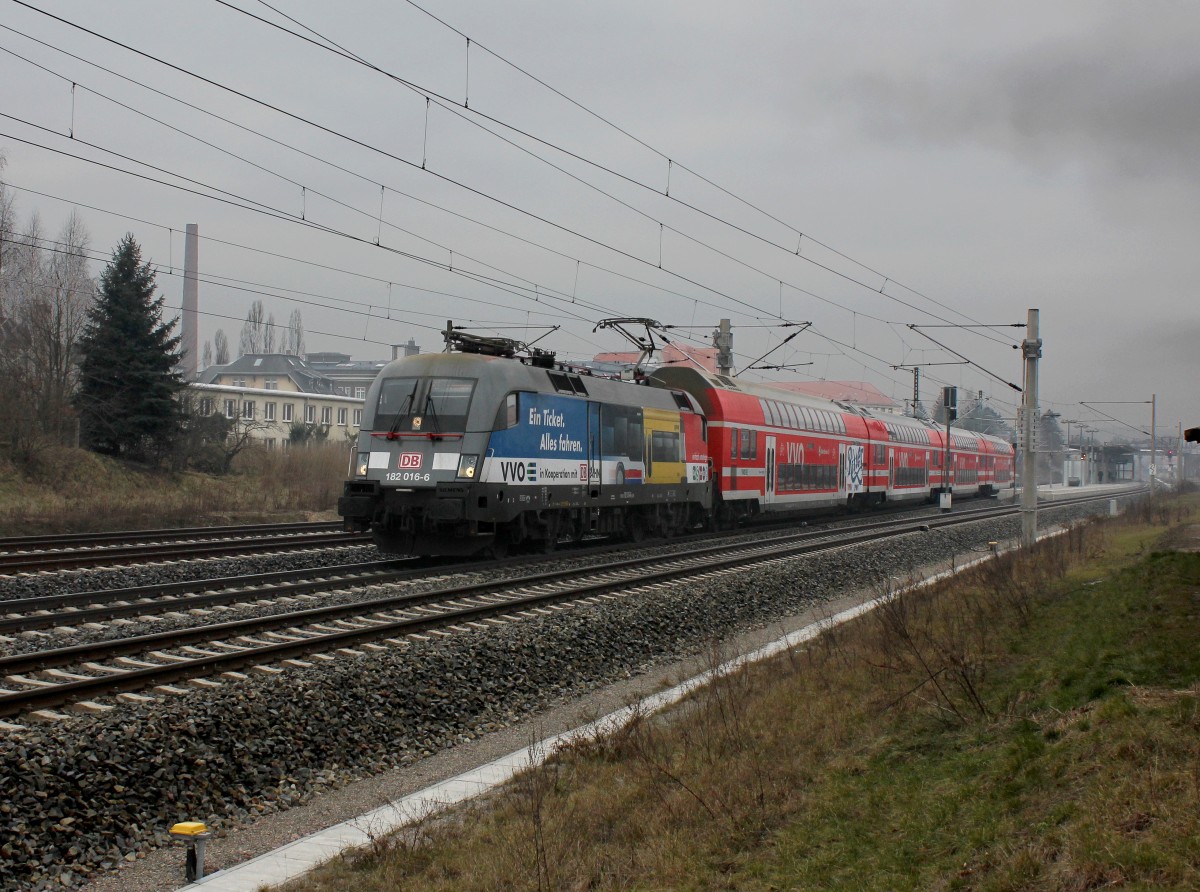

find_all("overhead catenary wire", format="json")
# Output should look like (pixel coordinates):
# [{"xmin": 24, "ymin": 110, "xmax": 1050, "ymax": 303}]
[
  {"xmin": 0, "ymin": 38, "xmax": 631, "ymax": 326},
  {"xmin": 0, "ymin": 182, "xmax": 590, "ymax": 330},
  {"xmin": 8, "ymin": 3, "xmax": 796, "ymax": 325},
  {"xmin": 225, "ymin": 0, "xmax": 1021, "ymax": 345},
  {"xmin": 3, "ymin": 2, "xmax": 1021, "ymax": 400}
]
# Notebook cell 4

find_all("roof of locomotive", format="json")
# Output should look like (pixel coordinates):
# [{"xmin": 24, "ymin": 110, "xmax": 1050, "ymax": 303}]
[{"xmin": 363, "ymin": 351, "xmax": 695, "ymax": 428}]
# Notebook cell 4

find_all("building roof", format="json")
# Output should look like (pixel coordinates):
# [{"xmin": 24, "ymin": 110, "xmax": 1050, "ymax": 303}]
[
  {"xmin": 198, "ymin": 353, "xmax": 339, "ymax": 395},
  {"xmin": 591, "ymin": 344, "xmax": 720, "ymax": 373}
]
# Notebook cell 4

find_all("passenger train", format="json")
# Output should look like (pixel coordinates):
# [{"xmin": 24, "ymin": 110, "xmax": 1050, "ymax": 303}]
[{"xmin": 338, "ymin": 336, "xmax": 1014, "ymax": 555}]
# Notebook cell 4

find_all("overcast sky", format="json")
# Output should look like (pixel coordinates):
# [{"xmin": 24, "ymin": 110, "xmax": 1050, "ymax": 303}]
[{"xmin": 1, "ymin": 0, "xmax": 1195, "ymax": 445}]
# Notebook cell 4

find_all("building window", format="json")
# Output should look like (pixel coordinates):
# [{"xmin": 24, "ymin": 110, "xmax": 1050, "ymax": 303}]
[
  {"xmin": 355, "ymin": 387, "xmax": 366, "ymax": 399},
  {"xmin": 282, "ymin": 403, "xmax": 294, "ymax": 423},
  {"xmin": 234, "ymin": 377, "xmax": 247, "ymax": 388},
  {"xmin": 305, "ymin": 405, "xmax": 315, "ymax": 424},
  {"xmin": 353, "ymin": 409, "xmax": 363, "ymax": 427},
  {"xmin": 264, "ymin": 438, "xmax": 276, "ymax": 450},
  {"xmin": 339, "ymin": 386, "xmax": 350, "ymax": 396},
  {"xmin": 223, "ymin": 399, "xmax": 236, "ymax": 419},
  {"xmin": 337, "ymin": 407, "xmax": 347, "ymax": 426},
  {"xmin": 321, "ymin": 406, "xmax": 332, "ymax": 425},
  {"xmin": 264, "ymin": 402, "xmax": 276, "ymax": 421},
  {"xmin": 197, "ymin": 398, "xmax": 213, "ymax": 416},
  {"xmin": 242, "ymin": 400, "xmax": 255, "ymax": 420},
  {"xmin": 264, "ymin": 377, "xmax": 278, "ymax": 390}
]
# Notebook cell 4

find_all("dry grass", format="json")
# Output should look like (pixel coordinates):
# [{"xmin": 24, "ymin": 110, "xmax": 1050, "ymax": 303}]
[
  {"xmin": 281, "ymin": 494, "xmax": 1200, "ymax": 891},
  {"xmin": 0, "ymin": 443, "xmax": 351, "ymax": 534}
]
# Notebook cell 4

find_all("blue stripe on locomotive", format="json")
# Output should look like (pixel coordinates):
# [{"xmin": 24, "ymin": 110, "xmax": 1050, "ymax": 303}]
[{"xmin": 485, "ymin": 393, "xmax": 592, "ymax": 485}]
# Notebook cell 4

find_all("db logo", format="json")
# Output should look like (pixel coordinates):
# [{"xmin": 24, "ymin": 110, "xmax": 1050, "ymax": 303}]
[{"xmin": 398, "ymin": 453, "xmax": 422, "ymax": 469}]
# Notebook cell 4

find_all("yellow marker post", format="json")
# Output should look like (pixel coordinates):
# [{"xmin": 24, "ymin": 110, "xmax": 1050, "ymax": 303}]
[{"xmin": 170, "ymin": 822, "xmax": 212, "ymax": 882}]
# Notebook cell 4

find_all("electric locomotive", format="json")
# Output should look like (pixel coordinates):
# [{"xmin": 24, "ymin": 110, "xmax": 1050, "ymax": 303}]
[{"xmin": 338, "ymin": 333, "xmax": 711, "ymax": 555}]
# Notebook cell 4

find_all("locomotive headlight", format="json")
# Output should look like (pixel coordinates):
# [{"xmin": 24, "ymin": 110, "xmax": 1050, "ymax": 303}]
[
  {"xmin": 355, "ymin": 452, "xmax": 370, "ymax": 477},
  {"xmin": 456, "ymin": 454, "xmax": 479, "ymax": 479}
]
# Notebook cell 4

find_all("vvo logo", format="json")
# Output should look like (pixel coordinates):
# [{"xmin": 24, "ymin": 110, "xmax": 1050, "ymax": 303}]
[
  {"xmin": 398, "ymin": 453, "xmax": 422, "ymax": 469},
  {"xmin": 499, "ymin": 460, "xmax": 537, "ymax": 482}
]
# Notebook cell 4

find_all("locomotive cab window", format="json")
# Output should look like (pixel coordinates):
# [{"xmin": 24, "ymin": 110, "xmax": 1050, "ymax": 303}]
[
  {"xmin": 374, "ymin": 376, "xmax": 420, "ymax": 431},
  {"xmin": 425, "ymin": 378, "xmax": 475, "ymax": 431},
  {"xmin": 374, "ymin": 376, "xmax": 475, "ymax": 433},
  {"xmin": 493, "ymin": 392, "xmax": 521, "ymax": 430}
]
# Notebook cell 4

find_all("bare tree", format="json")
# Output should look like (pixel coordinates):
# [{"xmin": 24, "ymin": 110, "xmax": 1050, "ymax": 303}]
[
  {"xmin": 213, "ymin": 328, "xmax": 230, "ymax": 364},
  {"xmin": 264, "ymin": 311, "xmax": 276, "ymax": 353},
  {"xmin": 201, "ymin": 339, "xmax": 213, "ymax": 370},
  {"xmin": 0, "ymin": 204, "xmax": 94, "ymax": 456},
  {"xmin": 285, "ymin": 308, "xmax": 304, "ymax": 356},
  {"xmin": 38, "ymin": 210, "xmax": 93, "ymax": 440},
  {"xmin": 239, "ymin": 299, "xmax": 267, "ymax": 356}
]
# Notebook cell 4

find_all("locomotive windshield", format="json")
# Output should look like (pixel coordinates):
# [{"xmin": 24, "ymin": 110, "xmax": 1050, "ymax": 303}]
[{"xmin": 373, "ymin": 376, "xmax": 475, "ymax": 433}]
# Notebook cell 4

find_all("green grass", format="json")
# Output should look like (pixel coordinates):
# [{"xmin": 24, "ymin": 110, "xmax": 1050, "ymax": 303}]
[{"xmin": 280, "ymin": 497, "xmax": 1200, "ymax": 892}]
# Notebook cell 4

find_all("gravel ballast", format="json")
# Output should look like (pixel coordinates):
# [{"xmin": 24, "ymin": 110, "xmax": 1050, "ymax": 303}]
[{"xmin": 0, "ymin": 497, "xmax": 1130, "ymax": 891}]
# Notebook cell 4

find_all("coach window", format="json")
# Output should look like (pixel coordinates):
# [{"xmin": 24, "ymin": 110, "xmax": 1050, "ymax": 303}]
[
  {"xmin": 730, "ymin": 428, "xmax": 738, "ymax": 460},
  {"xmin": 740, "ymin": 428, "xmax": 752, "ymax": 459}
]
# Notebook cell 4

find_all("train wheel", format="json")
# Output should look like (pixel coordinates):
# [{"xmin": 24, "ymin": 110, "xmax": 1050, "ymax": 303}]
[{"xmin": 627, "ymin": 514, "xmax": 646, "ymax": 544}]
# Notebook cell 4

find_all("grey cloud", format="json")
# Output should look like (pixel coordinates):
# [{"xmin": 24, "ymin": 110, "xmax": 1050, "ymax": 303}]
[{"xmin": 843, "ymin": 13, "xmax": 1200, "ymax": 183}]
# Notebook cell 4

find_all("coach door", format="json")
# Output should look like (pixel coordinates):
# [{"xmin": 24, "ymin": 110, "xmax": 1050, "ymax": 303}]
[{"xmin": 764, "ymin": 435, "xmax": 777, "ymax": 505}]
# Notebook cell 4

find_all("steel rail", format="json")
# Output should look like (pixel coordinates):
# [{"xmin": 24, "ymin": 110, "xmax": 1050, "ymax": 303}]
[
  {"xmin": 0, "ymin": 530, "xmax": 371, "ymax": 574},
  {"xmin": 0, "ymin": 506, "xmax": 1020, "ymax": 717},
  {"xmin": 0, "ymin": 488, "xmax": 1138, "ymax": 717},
  {"xmin": 0, "ymin": 501, "xmax": 1013, "ymax": 634},
  {"xmin": 0, "ymin": 520, "xmax": 343, "ymax": 551}
]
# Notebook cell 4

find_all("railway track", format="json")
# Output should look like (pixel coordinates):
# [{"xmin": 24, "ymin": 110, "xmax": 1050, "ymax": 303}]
[
  {"xmin": 0, "ymin": 520, "xmax": 343, "ymax": 551},
  {"xmin": 0, "ymin": 493, "xmax": 1113, "ymax": 722},
  {"xmin": 0, "ymin": 499, "xmax": 1014, "ymax": 634},
  {"xmin": 0, "ymin": 523, "xmax": 369, "ymax": 574}
]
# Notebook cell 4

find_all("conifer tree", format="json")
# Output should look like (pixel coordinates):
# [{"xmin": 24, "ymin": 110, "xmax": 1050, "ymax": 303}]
[{"xmin": 76, "ymin": 234, "xmax": 184, "ymax": 461}]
